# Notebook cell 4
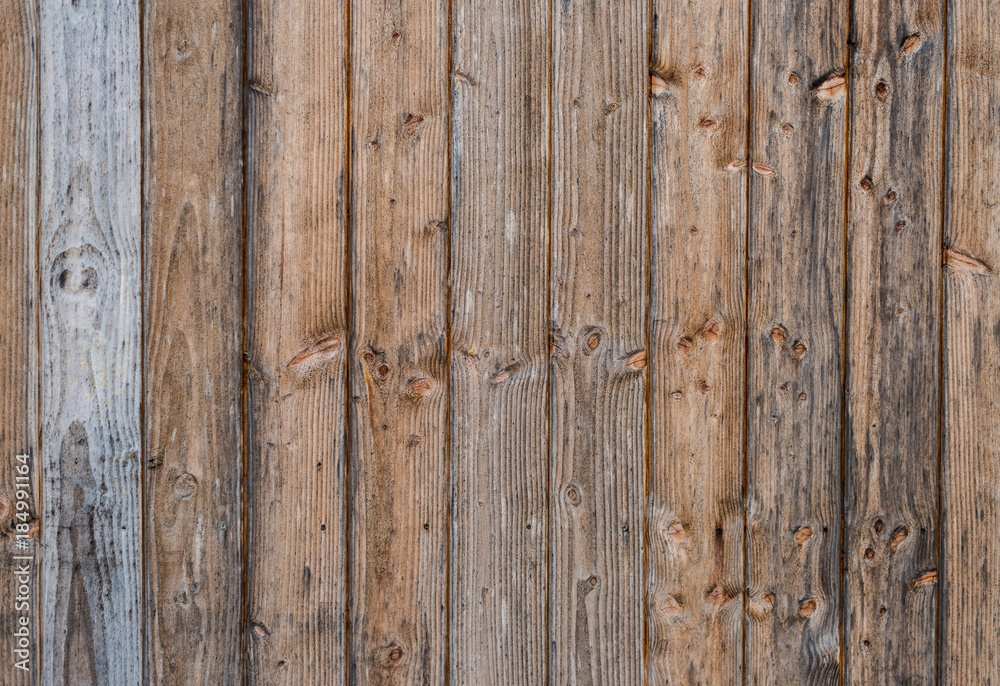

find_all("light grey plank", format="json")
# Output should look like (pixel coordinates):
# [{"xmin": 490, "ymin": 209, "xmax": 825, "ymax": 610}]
[{"xmin": 39, "ymin": 0, "xmax": 142, "ymax": 682}]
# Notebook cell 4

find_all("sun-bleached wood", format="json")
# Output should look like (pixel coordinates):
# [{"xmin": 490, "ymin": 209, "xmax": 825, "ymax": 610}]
[
  {"xmin": 39, "ymin": 0, "xmax": 143, "ymax": 682},
  {"xmin": 549, "ymin": 2, "xmax": 648, "ymax": 683},
  {"xmin": 648, "ymin": 0, "xmax": 748, "ymax": 683},
  {"xmin": 348, "ymin": 0, "xmax": 449, "ymax": 681},
  {"xmin": 942, "ymin": 0, "xmax": 1000, "ymax": 680},
  {"xmin": 0, "ymin": 2, "xmax": 38, "ymax": 684},
  {"xmin": 245, "ymin": 0, "xmax": 349, "ymax": 681},
  {"xmin": 746, "ymin": 0, "xmax": 847, "ymax": 682},
  {"xmin": 143, "ymin": 0, "xmax": 244, "ymax": 681},
  {"xmin": 449, "ymin": 0, "xmax": 550, "ymax": 681},
  {"xmin": 844, "ymin": 0, "xmax": 943, "ymax": 682}
]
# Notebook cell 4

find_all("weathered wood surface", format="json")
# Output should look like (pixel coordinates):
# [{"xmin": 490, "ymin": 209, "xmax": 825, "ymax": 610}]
[
  {"xmin": 648, "ymin": 0, "xmax": 747, "ymax": 682},
  {"xmin": 844, "ymin": 0, "xmax": 944, "ymax": 682},
  {"xmin": 745, "ymin": 0, "xmax": 848, "ymax": 682},
  {"xmin": 18, "ymin": 2, "xmax": 1000, "ymax": 683},
  {"xmin": 942, "ymin": 0, "xmax": 1000, "ymax": 680},
  {"xmin": 38, "ymin": 0, "xmax": 143, "ymax": 683},
  {"xmin": 143, "ymin": 0, "xmax": 244, "ymax": 682},
  {"xmin": 348, "ymin": 0, "xmax": 449, "ymax": 681},
  {"xmin": 0, "ymin": 2, "xmax": 38, "ymax": 684},
  {"xmin": 449, "ymin": 0, "xmax": 550, "ymax": 681},
  {"xmin": 245, "ymin": 0, "xmax": 349, "ymax": 681},
  {"xmin": 549, "ymin": 1, "xmax": 648, "ymax": 684}
]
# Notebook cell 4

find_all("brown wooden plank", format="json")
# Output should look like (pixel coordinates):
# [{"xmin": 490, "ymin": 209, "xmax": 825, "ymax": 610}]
[
  {"xmin": 449, "ymin": 0, "xmax": 550, "ymax": 680},
  {"xmin": 143, "ymin": 0, "xmax": 244, "ymax": 682},
  {"xmin": 0, "ymin": 1, "xmax": 38, "ymax": 683},
  {"xmin": 347, "ymin": 0, "xmax": 449, "ymax": 681},
  {"xmin": 647, "ymin": 0, "xmax": 748, "ymax": 682},
  {"xmin": 549, "ymin": 2, "xmax": 648, "ymax": 682},
  {"xmin": 39, "ymin": 0, "xmax": 143, "ymax": 682},
  {"xmin": 843, "ymin": 0, "xmax": 944, "ymax": 681},
  {"xmin": 745, "ymin": 0, "xmax": 848, "ymax": 681},
  {"xmin": 942, "ymin": 0, "xmax": 1000, "ymax": 679},
  {"xmin": 245, "ymin": 0, "xmax": 349, "ymax": 681}
]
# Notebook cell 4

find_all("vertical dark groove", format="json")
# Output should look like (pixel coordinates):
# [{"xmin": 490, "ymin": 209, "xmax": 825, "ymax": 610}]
[
  {"xmin": 138, "ymin": 0, "xmax": 147, "ymax": 680},
  {"xmin": 444, "ymin": 0, "xmax": 454, "ymax": 677},
  {"xmin": 240, "ymin": 0, "xmax": 250, "ymax": 681},
  {"xmin": 544, "ymin": 0, "xmax": 554, "ymax": 679},
  {"xmin": 741, "ymin": 0, "xmax": 753, "ymax": 680},
  {"xmin": 935, "ymin": 0, "xmax": 950, "ymax": 680},
  {"xmin": 643, "ymin": 0, "xmax": 654, "ymax": 681},
  {"xmin": 839, "ymin": 1, "xmax": 853, "ymax": 683},
  {"xmin": 34, "ymin": 0, "xmax": 43, "ymax": 681},
  {"xmin": 343, "ymin": 0, "xmax": 353, "ymax": 679}
]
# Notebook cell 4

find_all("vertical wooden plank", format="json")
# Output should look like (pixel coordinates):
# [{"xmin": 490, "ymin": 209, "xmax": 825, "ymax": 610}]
[
  {"xmin": 348, "ymin": 0, "xmax": 449, "ymax": 681},
  {"xmin": 549, "ymin": 0, "xmax": 647, "ymax": 682},
  {"xmin": 942, "ymin": 0, "xmax": 1000, "ymax": 679},
  {"xmin": 143, "ymin": 0, "xmax": 244, "ymax": 682},
  {"xmin": 844, "ymin": 0, "xmax": 943, "ymax": 681},
  {"xmin": 0, "ymin": 1, "xmax": 38, "ymax": 683},
  {"xmin": 745, "ymin": 0, "xmax": 847, "ymax": 681},
  {"xmin": 647, "ymin": 0, "xmax": 747, "ymax": 682},
  {"xmin": 245, "ymin": 0, "xmax": 348, "ymax": 681},
  {"xmin": 449, "ymin": 0, "xmax": 549, "ymax": 681},
  {"xmin": 39, "ymin": 0, "xmax": 142, "ymax": 683}
]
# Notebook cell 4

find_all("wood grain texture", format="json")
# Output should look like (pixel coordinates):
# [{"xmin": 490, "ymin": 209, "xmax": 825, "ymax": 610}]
[
  {"xmin": 449, "ymin": 0, "xmax": 549, "ymax": 681},
  {"xmin": 39, "ymin": 0, "xmax": 143, "ymax": 683},
  {"xmin": 143, "ymin": 0, "xmax": 244, "ymax": 682},
  {"xmin": 647, "ymin": 0, "xmax": 747, "ymax": 683},
  {"xmin": 745, "ymin": 0, "xmax": 847, "ymax": 681},
  {"xmin": 0, "ymin": 1, "xmax": 38, "ymax": 683},
  {"xmin": 348, "ymin": 0, "xmax": 449, "ymax": 681},
  {"xmin": 245, "ymin": 0, "xmax": 348, "ymax": 681},
  {"xmin": 942, "ymin": 0, "xmax": 1000, "ymax": 680},
  {"xmin": 844, "ymin": 0, "xmax": 943, "ymax": 682},
  {"xmin": 549, "ymin": 1, "xmax": 648, "ymax": 683}
]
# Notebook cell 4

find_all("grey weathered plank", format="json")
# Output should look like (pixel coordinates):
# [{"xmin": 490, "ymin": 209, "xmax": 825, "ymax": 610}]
[
  {"xmin": 348, "ymin": 0, "xmax": 450, "ymax": 681},
  {"xmin": 745, "ymin": 0, "xmax": 847, "ymax": 681},
  {"xmin": 549, "ymin": 2, "xmax": 648, "ymax": 683},
  {"xmin": 245, "ymin": 0, "xmax": 349, "ymax": 681},
  {"xmin": 0, "ymin": 1, "xmax": 38, "ymax": 684},
  {"xmin": 647, "ymin": 0, "xmax": 748, "ymax": 683},
  {"xmin": 143, "ymin": 0, "xmax": 244, "ymax": 681},
  {"xmin": 38, "ymin": 0, "xmax": 143, "ymax": 683},
  {"xmin": 942, "ymin": 0, "xmax": 1000, "ymax": 679},
  {"xmin": 449, "ymin": 0, "xmax": 550, "ymax": 681},
  {"xmin": 844, "ymin": 0, "xmax": 943, "ymax": 682}
]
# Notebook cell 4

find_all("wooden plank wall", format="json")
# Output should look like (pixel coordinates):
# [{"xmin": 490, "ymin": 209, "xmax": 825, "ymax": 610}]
[{"xmin": 6, "ymin": 0, "xmax": 1000, "ymax": 682}]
